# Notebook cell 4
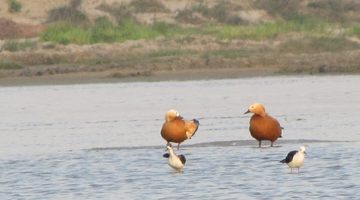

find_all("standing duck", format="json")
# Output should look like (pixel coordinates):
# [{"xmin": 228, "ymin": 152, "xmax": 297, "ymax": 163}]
[
  {"xmin": 163, "ymin": 144, "xmax": 186, "ymax": 171},
  {"xmin": 280, "ymin": 146, "xmax": 306, "ymax": 173},
  {"xmin": 244, "ymin": 103, "xmax": 282, "ymax": 147},
  {"xmin": 161, "ymin": 109, "xmax": 199, "ymax": 149}
]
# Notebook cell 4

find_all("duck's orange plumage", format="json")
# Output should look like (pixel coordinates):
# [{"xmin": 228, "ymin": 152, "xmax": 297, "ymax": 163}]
[
  {"xmin": 244, "ymin": 103, "xmax": 282, "ymax": 147},
  {"xmin": 161, "ymin": 109, "xmax": 199, "ymax": 149}
]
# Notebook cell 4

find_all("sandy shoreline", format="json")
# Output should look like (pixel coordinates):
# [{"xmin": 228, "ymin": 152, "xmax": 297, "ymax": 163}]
[
  {"xmin": 0, "ymin": 67, "xmax": 285, "ymax": 87},
  {"xmin": 1, "ymin": 65, "xmax": 359, "ymax": 87}
]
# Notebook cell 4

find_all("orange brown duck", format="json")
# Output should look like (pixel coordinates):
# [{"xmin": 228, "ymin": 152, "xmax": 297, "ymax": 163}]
[
  {"xmin": 244, "ymin": 103, "xmax": 282, "ymax": 147},
  {"xmin": 161, "ymin": 109, "xmax": 199, "ymax": 149}
]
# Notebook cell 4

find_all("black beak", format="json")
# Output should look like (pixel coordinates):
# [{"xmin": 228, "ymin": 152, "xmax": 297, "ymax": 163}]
[{"xmin": 244, "ymin": 110, "xmax": 250, "ymax": 114}]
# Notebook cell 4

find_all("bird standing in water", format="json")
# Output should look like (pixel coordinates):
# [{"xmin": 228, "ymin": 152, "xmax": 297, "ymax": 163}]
[
  {"xmin": 163, "ymin": 144, "xmax": 186, "ymax": 172},
  {"xmin": 280, "ymin": 146, "xmax": 306, "ymax": 173},
  {"xmin": 244, "ymin": 103, "xmax": 282, "ymax": 147},
  {"xmin": 161, "ymin": 109, "xmax": 199, "ymax": 149}
]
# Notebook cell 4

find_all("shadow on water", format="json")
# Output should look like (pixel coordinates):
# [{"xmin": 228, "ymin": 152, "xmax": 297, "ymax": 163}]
[{"xmin": 87, "ymin": 139, "xmax": 352, "ymax": 152}]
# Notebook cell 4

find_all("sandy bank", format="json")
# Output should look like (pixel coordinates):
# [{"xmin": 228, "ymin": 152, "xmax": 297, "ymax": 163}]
[{"xmin": 0, "ymin": 67, "xmax": 283, "ymax": 87}]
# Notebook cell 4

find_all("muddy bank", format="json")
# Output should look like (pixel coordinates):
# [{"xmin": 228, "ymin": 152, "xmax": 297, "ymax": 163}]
[
  {"xmin": 0, "ymin": 67, "xmax": 280, "ymax": 86},
  {"xmin": 0, "ymin": 63, "xmax": 358, "ymax": 87},
  {"xmin": 0, "ymin": 18, "xmax": 44, "ymax": 39},
  {"xmin": 1, "ymin": 53, "xmax": 360, "ymax": 86},
  {"xmin": 1, "ymin": 36, "xmax": 360, "ymax": 86}
]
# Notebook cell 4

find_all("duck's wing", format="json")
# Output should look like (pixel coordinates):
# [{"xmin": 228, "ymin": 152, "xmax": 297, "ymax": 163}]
[
  {"xmin": 184, "ymin": 119, "xmax": 200, "ymax": 139},
  {"xmin": 178, "ymin": 154, "xmax": 186, "ymax": 164}
]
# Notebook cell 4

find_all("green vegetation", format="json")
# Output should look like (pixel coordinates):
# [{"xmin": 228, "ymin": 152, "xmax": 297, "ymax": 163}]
[
  {"xmin": 0, "ymin": 61, "xmax": 23, "ymax": 69},
  {"xmin": 3, "ymin": 0, "xmax": 360, "ymax": 77},
  {"xmin": 347, "ymin": 24, "xmax": 360, "ymax": 37},
  {"xmin": 42, "ymin": 11, "xmax": 346, "ymax": 44},
  {"xmin": 41, "ymin": 18, "xmax": 197, "ymax": 44},
  {"xmin": 40, "ymin": 0, "xmax": 360, "ymax": 45},
  {"xmin": 41, "ymin": 22, "xmax": 91, "ymax": 45},
  {"xmin": 1, "ymin": 40, "xmax": 37, "ymax": 52},
  {"xmin": 8, "ymin": 0, "xmax": 22, "ymax": 13},
  {"xmin": 205, "ymin": 16, "xmax": 331, "ymax": 40}
]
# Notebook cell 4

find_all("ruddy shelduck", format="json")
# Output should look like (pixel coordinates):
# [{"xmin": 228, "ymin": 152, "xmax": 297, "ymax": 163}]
[
  {"xmin": 280, "ymin": 146, "xmax": 306, "ymax": 173},
  {"xmin": 244, "ymin": 103, "xmax": 282, "ymax": 147},
  {"xmin": 163, "ymin": 144, "xmax": 186, "ymax": 171},
  {"xmin": 161, "ymin": 109, "xmax": 199, "ymax": 149}
]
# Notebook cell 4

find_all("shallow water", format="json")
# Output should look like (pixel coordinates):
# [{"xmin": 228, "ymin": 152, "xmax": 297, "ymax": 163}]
[{"xmin": 0, "ymin": 75, "xmax": 360, "ymax": 199}]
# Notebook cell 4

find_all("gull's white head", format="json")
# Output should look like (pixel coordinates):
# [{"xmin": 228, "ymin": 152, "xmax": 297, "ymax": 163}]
[
  {"xmin": 166, "ymin": 143, "xmax": 175, "ymax": 153},
  {"xmin": 299, "ymin": 146, "xmax": 306, "ymax": 153},
  {"xmin": 166, "ymin": 143, "xmax": 172, "ymax": 149}
]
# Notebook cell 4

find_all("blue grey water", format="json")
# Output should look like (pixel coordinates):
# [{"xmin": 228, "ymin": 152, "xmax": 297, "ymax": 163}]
[{"xmin": 0, "ymin": 75, "xmax": 359, "ymax": 199}]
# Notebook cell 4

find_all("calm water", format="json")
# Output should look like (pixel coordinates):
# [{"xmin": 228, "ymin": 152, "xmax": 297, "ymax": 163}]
[{"xmin": 0, "ymin": 75, "xmax": 359, "ymax": 199}]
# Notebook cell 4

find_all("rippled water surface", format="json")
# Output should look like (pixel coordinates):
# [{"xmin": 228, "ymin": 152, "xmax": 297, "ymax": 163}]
[{"xmin": 1, "ymin": 76, "xmax": 360, "ymax": 199}]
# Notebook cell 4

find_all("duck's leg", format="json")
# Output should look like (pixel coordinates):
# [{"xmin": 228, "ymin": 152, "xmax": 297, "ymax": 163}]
[
  {"xmin": 177, "ymin": 143, "xmax": 180, "ymax": 150},
  {"xmin": 271, "ymin": 141, "xmax": 274, "ymax": 147},
  {"xmin": 258, "ymin": 140, "xmax": 262, "ymax": 148}
]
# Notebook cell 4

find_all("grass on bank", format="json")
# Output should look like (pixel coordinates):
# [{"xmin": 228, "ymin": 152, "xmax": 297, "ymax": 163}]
[
  {"xmin": 205, "ymin": 15, "xmax": 332, "ymax": 40},
  {"xmin": 41, "ymin": 18, "xmax": 198, "ymax": 45},
  {"xmin": 41, "ymin": 14, "xmax": 350, "ymax": 45},
  {"xmin": 347, "ymin": 24, "xmax": 360, "ymax": 37}
]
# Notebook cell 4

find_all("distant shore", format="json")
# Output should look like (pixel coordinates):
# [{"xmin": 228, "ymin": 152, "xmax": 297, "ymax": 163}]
[
  {"xmin": 0, "ymin": 67, "xmax": 276, "ymax": 86},
  {"xmin": 2, "ymin": 35, "xmax": 360, "ymax": 87},
  {"xmin": 0, "ymin": 66, "xmax": 357, "ymax": 87},
  {"xmin": 2, "ymin": 0, "xmax": 360, "ymax": 86}
]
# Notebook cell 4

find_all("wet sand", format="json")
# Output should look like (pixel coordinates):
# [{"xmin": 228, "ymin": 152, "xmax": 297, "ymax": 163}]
[{"xmin": 0, "ymin": 67, "xmax": 280, "ymax": 86}]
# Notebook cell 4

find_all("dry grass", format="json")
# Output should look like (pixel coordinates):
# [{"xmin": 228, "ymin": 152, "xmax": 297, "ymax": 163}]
[
  {"xmin": 129, "ymin": 0, "xmax": 168, "ymax": 13},
  {"xmin": 47, "ymin": 0, "xmax": 87, "ymax": 24}
]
